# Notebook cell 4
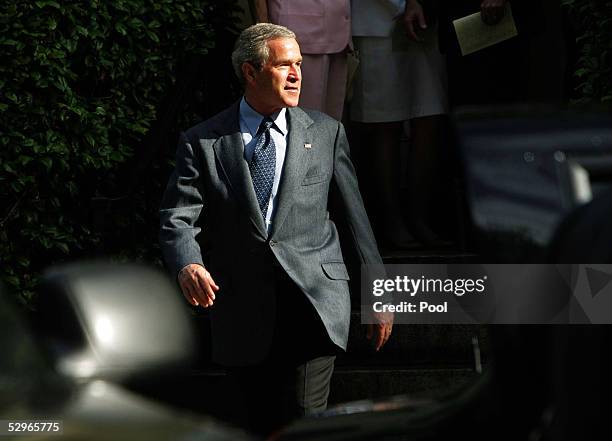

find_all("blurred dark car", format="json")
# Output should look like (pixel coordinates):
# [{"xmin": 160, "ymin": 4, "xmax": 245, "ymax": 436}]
[{"xmin": 0, "ymin": 264, "xmax": 255, "ymax": 441}]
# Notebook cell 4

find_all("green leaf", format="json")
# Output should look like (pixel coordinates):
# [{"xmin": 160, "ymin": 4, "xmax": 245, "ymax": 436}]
[
  {"xmin": 0, "ymin": 0, "xmax": 243, "ymax": 308},
  {"xmin": 35, "ymin": 0, "xmax": 61, "ymax": 8},
  {"xmin": 3, "ymin": 163, "xmax": 15, "ymax": 173},
  {"xmin": 56, "ymin": 243, "xmax": 70, "ymax": 254},
  {"xmin": 75, "ymin": 25, "xmax": 89, "ymax": 36},
  {"xmin": 147, "ymin": 31, "xmax": 160, "ymax": 43},
  {"xmin": 17, "ymin": 155, "xmax": 33, "ymax": 166},
  {"xmin": 115, "ymin": 22, "xmax": 127, "ymax": 35},
  {"xmin": 110, "ymin": 151, "xmax": 124, "ymax": 161},
  {"xmin": 17, "ymin": 257, "xmax": 30, "ymax": 267},
  {"xmin": 41, "ymin": 157, "xmax": 52, "ymax": 170}
]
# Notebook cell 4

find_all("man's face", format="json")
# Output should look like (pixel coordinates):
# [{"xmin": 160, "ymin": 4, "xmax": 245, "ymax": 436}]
[{"xmin": 244, "ymin": 37, "xmax": 302, "ymax": 115}]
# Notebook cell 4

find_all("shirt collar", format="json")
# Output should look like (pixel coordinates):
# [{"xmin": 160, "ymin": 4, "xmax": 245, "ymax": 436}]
[{"xmin": 240, "ymin": 97, "xmax": 288, "ymax": 137}]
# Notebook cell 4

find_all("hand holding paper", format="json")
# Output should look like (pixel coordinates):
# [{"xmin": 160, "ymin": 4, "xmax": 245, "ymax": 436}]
[
  {"xmin": 453, "ymin": 3, "xmax": 518, "ymax": 56},
  {"xmin": 480, "ymin": 0, "xmax": 508, "ymax": 26}
]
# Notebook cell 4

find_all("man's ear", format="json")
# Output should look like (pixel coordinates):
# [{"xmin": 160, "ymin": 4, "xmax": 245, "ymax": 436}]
[{"xmin": 242, "ymin": 62, "xmax": 257, "ymax": 85}]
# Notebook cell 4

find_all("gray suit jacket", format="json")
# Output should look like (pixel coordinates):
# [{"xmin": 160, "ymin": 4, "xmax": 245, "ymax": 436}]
[{"xmin": 159, "ymin": 101, "xmax": 381, "ymax": 366}]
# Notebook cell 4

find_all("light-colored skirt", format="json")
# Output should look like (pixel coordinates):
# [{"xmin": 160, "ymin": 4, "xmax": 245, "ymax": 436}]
[{"xmin": 350, "ymin": 26, "xmax": 448, "ymax": 123}]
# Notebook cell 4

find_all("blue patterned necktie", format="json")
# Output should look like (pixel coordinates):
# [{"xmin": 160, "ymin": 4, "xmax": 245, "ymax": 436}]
[{"xmin": 249, "ymin": 116, "xmax": 276, "ymax": 220}]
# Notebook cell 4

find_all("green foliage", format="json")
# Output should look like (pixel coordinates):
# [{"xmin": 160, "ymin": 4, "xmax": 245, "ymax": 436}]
[
  {"xmin": 0, "ymin": 0, "xmax": 241, "ymax": 306},
  {"xmin": 563, "ymin": 0, "xmax": 612, "ymax": 104}
]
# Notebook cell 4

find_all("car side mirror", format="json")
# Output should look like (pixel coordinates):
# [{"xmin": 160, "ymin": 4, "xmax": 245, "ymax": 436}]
[{"xmin": 35, "ymin": 262, "xmax": 196, "ymax": 383}]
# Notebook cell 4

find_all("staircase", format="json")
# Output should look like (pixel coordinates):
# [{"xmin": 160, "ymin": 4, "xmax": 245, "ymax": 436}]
[
  {"xmin": 330, "ymin": 314, "xmax": 487, "ymax": 405},
  {"xmin": 328, "ymin": 248, "xmax": 487, "ymax": 405}
]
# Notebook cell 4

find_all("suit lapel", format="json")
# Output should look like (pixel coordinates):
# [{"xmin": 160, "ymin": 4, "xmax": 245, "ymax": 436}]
[
  {"xmin": 270, "ymin": 107, "xmax": 314, "ymax": 238},
  {"xmin": 212, "ymin": 102, "xmax": 267, "ymax": 238}
]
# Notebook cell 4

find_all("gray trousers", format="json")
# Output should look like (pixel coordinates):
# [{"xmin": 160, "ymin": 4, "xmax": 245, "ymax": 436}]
[
  {"xmin": 228, "ymin": 264, "xmax": 339, "ymax": 436},
  {"xmin": 229, "ymin": 355, "xmax": 335, "ymax": 435}
]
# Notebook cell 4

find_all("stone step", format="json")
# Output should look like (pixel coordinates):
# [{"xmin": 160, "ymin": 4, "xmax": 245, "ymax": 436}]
[
  {"xmin": 189, "ymin": 314, "xmax": 489, "ymax": 369},
  {"xmin": 342, "ymin": 312, "xmax": 489, "ymax": 367},
  {"xmin": 131, "ymin": 365, "xmax": 481, "ymax": 426},
  {"xmin": 328, "ymin": 366, "xmax": 480, "ymax": 405},
  {"xmin": 381, "ymin": 250, "xmax": 478, "ymax": 264}
]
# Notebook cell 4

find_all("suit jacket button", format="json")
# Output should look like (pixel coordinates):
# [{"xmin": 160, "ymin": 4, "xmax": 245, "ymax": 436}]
[{"xmin": 269, "ymin": 240, "xmax": 277, "ymax": 247}]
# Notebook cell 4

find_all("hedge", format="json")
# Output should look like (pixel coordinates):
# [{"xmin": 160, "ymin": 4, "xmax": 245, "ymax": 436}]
[
  {"xmin": 0, "ymin": 0, "xmax": 242, "ymax": 306},
  {"xmin": 3, "ymin": 0, "xmax": 610, "ymax": 307},
  {"xmin": 563, "ymin": 0, "xmax": 612, "ymax": 104}
]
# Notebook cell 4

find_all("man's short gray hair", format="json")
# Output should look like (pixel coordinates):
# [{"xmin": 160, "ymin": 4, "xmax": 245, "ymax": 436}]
[{"xmin": 231, "ymin": 23, "xmax": 296, "ymax": 85}]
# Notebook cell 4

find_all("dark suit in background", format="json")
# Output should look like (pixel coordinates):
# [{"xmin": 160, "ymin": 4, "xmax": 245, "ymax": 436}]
[{"xmin": 437, "ymin": 0, "xmax": 544, "ymax": 106}]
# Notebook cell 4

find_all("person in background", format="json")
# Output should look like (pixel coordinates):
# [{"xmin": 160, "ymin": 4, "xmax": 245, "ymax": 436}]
[
  {"xmin": 351, "ymin": 0, "xmax": 448, "ymax": 247},
  {"xmin": 255, "ymin": 0, "xmax": 351, "ymax": 121},
  {"xmin": 434, "ymin": 0, "xmax": 544, "ymax": 106}
]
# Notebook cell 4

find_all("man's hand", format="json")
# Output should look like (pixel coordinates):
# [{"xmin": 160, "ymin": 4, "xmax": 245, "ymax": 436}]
[
  {"xmin": 366, "ymin": 311, "xmax": 394, "ymax": 351},
  {"xmin": 178, "ymin": 264, "xmax": 219, "ymax": 308},
  {"xmin": 481, "ymin": 0, "xmax": 507, "ymax": 26},
  {"xmin": 403, "ymin": 0, "xmax": 427, "ymax": 42}
]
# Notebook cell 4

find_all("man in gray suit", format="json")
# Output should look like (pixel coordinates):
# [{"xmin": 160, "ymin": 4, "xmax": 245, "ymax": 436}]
[{"xmin": 159, "ymin": 23, "xmax": 391, "ymax": 435}]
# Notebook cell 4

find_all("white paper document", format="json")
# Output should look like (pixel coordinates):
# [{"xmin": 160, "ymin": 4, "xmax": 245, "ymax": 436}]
[{"xmin": 453, "ymin": 4, "xmax": 518, "ymax": 56}]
